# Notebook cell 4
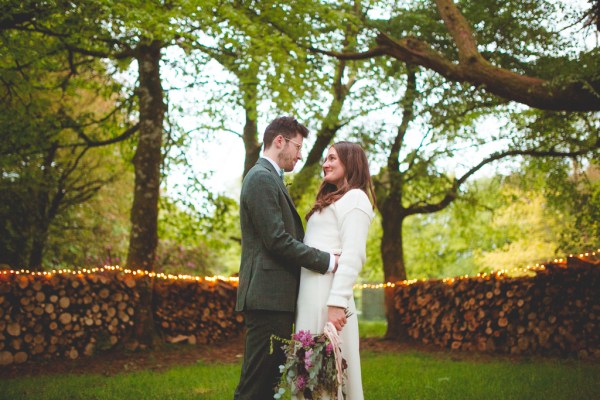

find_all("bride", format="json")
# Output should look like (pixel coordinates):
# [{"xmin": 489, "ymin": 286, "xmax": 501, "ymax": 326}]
[{"xmin": 295, "ymin": 141, "xmax": 376, "ymax": 400}]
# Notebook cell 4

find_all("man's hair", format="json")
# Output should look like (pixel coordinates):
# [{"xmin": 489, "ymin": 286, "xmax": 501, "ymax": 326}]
[{"xmin": 263, "ymin": 116, "xmax": 309, "ymax": 149}]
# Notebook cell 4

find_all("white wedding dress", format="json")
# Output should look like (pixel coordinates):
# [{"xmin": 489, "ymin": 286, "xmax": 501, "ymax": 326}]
[{"xmin": 295, "ymin": 189, "xmax": 374, "ymax": 400}]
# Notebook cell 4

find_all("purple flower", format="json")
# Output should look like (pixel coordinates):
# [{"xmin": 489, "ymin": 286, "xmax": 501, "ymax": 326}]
[
  {"xmin": 292, "ymin": 330, "xmax": 315, "ymax": 347},
  {"xmin": 326, "ymin": 343, "xmax": 333, "ymax": 356},
  {"xmin": 295, "ymin": 374, "xmax": 308, "ymax": 391},
  {"xmin": 304, "ymin": 349, "xmax": 313, "ymax": 368}
]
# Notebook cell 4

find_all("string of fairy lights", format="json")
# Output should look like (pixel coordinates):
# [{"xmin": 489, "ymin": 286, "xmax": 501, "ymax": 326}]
[
  {"xmin": 0, "ymin": 265, "xmax": 239, "ymax": 284},
  {"xmin": 0, "ymin": 248, "xmax": 597, "ymax": 289},
  {"xmin": 354, "ymin": 248, "xmax": 599, "ymax": 289}
]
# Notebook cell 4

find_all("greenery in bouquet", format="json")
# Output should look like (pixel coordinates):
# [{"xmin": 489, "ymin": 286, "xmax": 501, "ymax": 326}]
[{"xmin": 273, "ymin": 329, "xmax": 347, "ymax": 399}]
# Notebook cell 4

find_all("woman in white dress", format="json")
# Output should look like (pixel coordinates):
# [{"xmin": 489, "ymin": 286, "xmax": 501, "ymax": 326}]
[{"xmin": 295, "ymin": 141, "xmax": 376, "ymax": 400}]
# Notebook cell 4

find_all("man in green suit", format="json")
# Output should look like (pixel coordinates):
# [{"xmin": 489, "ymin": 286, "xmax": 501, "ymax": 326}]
[{"xmin": 234, "ymin": 116, "xmax": 337, "ymax": 400}]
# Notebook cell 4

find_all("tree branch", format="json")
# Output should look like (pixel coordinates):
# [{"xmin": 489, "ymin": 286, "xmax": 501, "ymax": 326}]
[
  {"xmin": 315, "ymin": 2, "xmax": 600, "ymax": 111},
  {"xmin": 308, "ymin": 45, "xmax": 387, "ymax": 60},
  {"xmin": 435, "ymin": 0, "xmax": 481, "ymax": 63},
  {"xmin": 406, "ymin": 142, "xmax": 600, "ymax": 216},
  {"xmin": 389, "ymin": 65, "xmax": 417, "ymax": 173},
  {"xmin": 64, "ymin": 120, "xmax": 140, "ymax": 148}
]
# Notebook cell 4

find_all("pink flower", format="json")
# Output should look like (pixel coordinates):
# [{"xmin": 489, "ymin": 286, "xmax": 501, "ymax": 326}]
[
  {"xmin": 292, "ymin": 330, "xmax": 315, "ymax": 347},
  {"xmin": 304, "ymin": 349, "xmax": 313, "ymax": 368},
  {"xmin": 295, "ymin": 374, "xmax": 307, "ymax": 391},
  {"xmin": 326, "ymin": 343, "xmax": 333, "ymax": 356}
]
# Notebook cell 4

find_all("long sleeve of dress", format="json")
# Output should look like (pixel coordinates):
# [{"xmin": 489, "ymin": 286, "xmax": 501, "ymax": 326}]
[{"xmin": 327, "ymin": 189, "xmax": 374, "ymax": 309}]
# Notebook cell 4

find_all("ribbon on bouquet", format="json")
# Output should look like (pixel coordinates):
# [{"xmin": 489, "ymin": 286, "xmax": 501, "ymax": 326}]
[{"xmin": 323, "ymin": 321, "xmax": 345, "ymax": 400}]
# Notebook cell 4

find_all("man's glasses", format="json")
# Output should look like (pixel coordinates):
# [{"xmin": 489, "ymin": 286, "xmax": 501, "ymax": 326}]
[{"xmin": 285, "ymin": 137, "xmax": 302, "ymax": 152}]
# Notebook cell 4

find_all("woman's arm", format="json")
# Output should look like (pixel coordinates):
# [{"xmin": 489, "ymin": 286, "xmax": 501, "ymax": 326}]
[{"xmin": 326, "ymin": 207, "xmax": 372, "ymax": 308}]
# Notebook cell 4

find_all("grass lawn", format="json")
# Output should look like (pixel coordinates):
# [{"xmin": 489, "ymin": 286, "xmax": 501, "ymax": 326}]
[
  {"xmin": 1, "ymin": 321, "xmax": 598, "ymax": 400},
  {"xmin": 362, "ymin": 351, "xmax": 599, "ymax": 400}
]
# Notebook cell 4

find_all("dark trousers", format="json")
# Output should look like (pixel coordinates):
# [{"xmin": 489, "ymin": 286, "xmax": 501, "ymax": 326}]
[{"xmin": 234, "ymin": 310, "xmax": 294, "ymax": 400}]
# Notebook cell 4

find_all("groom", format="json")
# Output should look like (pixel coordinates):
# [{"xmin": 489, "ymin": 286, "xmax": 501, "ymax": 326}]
[{"xmin": 234, "ymin": 116, "xmax": 338, "ymax": 400}]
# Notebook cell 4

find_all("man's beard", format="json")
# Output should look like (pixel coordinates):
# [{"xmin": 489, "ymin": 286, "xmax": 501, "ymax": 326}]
[{"xmin": 278, "ymin": 152, "xmax": 295, "ymax": 172}]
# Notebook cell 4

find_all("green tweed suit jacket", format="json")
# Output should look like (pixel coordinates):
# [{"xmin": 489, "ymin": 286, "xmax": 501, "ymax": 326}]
[{"xmin": 235, "ymin": 158, "xmax": 330, "ymax": 313}]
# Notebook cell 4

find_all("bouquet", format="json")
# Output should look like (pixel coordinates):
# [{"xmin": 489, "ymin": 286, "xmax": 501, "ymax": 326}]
[{"xmin": 272, "ymin": 322, "xmax": 348, "ymax": 399}]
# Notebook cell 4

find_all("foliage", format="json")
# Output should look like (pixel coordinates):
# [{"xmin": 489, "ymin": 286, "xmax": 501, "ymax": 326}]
[
  {"xmin": 43, "ymin": 149, "xmax": 134, "ymax": 269},
  {"xmin": 367, "ymin": 0, "xmax": 600, "ymax": 111},
  {"xmin": 0, "ymin": 22, "xmax": 133, "ymax": 268},
  {"xmin": 0, "ymin": 141, "xmax": 134, "ymax": 269},
  {"xmin": 190, "ymin": 0, "xmax": 351, "ymax": 118},
  {"xmin": 357, "ymin": 319, "xmax": 387, "ymax": 338},
  {"xmin": 1, "ymin": 0, "xmax": 598, "ymax": 283},
  {"xmin": 398, "ymin": 166, "xmax": 599, "ymax": 280},
  {"xmin": 194, "ymin": 194, "xmax": 243, "ymax": 275},
  {"xmin": 0, "ymin": 56, "xmax": 134, "ymax": 268},
  {"xmin": 471, "ymin": 185, "xmax": 562, "ymax": 273},
  {"xmin": 156, "ymin": 194, "xmax": 242, "ymax": 276},
  {"xmin": 361, "ymin": 213, "xmax": 384, "ymax": 282},
  {"xmin": 518, "ymin": 158, "xmax": 600, "ymax": 253}
]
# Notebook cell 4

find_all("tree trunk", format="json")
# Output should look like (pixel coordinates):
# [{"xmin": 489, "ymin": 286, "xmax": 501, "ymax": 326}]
[
  {"xmin": 28, "ymin": 227, "xmax": 47, "ymax": 270},
  {"xmin": 378, "ymin": 66, "xmax": 415, "ymax": 339},
  {"xmin": 380, "ymin": 197, "xmax": 409, "ymax": 339},
  {"xmin": 241, "ymin": 83, "xmax": 260, "ymax": 178},
  {"xmin": 28, "ymin": 215, "xmax": 51, "ymax": 271},
  {"xmin": 29, "ymin": 185, "xmax": 49, "ymax": 270},
  {"xmin": 125, "ymin": 40, "xmax": 165, "ymax": 348},
  {"xmin": 28, "ymin": 142, "xmax": 59, "ymax": 270}
]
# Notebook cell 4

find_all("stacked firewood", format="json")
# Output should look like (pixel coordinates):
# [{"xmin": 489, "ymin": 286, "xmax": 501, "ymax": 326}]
[
  {"xmin": 154, "ymin": 279, "xmax": 244, "ymax": 345},
  {"xmin": 393, "ymin": 257, "xmax": 599, "ymax": 358},
  {"xmin": 0, "ymin": 270, "xmax": 242, "ymax": 366},
  {"xmin": 0, "ymin": 271, "xmax": 139, "ymax": 366}
]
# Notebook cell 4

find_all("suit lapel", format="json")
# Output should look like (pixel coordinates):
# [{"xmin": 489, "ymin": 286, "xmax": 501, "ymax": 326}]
[{"xmin": 256, "ymin": 158, "xmax": 302, "ymax": 225}]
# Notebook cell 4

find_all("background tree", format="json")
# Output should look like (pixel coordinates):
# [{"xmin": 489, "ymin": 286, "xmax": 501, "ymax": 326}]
[
  {"xmin": 238, "ymin": 1, "xmax": 399, "ymax": 203},
  {"xmin": 374, "ymin": 68, "xmax": 598, "ymax": 338},
  {"xmin": 0, "ymin": 16, "xmax": 134, "ymax": 269},
  {"xmin": 513, "ymin": 157, "xmax": 600, "ymax": 252},
  {"xmin": 2, "ymin": 0, "xmax": 599, "ymax": 346},
  {"xmin": 1, "ymin": 0, "xmax": 235, "ymax": 347},
  {"xmin": 397, "ymin": 156, "xmax": 600, "ymax": 280},
  {"xmin": 301, "ymin": 0, "xmax": 600, "ymax": 338},
  {"xmin": 44, "ymin": 155, "xmax": 133, "ymax": 269},
  {"xmin": 187, "ymin": 0, "xmax": 364, "ymax": 183},
  {"xmin": 402, "ymin": 176, "xmax": 562, "ymax": 279},
  {"xmin": 288, "ymin": 2, "xmax": 364, "ymax": 201},
  {"xmin": 324, "ymin": 0, "xmax": 600, "ymax": 111}
]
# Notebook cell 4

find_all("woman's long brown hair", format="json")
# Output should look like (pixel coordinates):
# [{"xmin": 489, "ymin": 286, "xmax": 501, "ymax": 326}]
[{"xmin": 306, "ymin": 141, "xmax": 377, "ymax": 220}]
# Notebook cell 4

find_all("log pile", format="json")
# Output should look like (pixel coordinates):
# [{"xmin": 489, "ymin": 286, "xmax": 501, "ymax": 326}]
[
  {"xmin": 0, "ymin": 270, "xmax": 242, "ymax": 366},
  {"xmin": 154, "ymin": 279, "xmax": 244, "ymax": 345},
  {"xmin": 0, "ymin": 271, "xmax": 138, "ymax": 366},
  {"xmin": 393, "ymin": 257, "xmax": 599, "ymax": 358}
]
